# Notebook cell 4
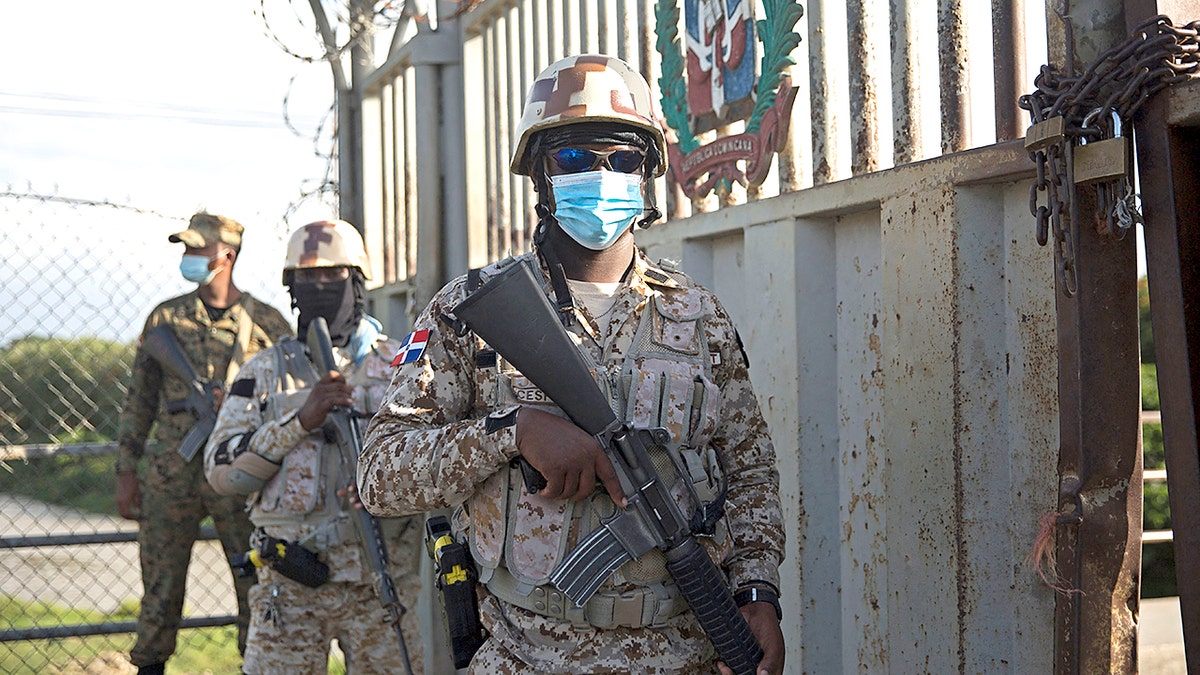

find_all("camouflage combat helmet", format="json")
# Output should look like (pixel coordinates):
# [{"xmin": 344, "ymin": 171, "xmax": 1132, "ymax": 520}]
[
  {"xmin": 282, "ymin": 220, "xmax": 373, "ymax": 282},
  {"xmin": 510, "ymin": 54, "xmax": 668, "ymax": 177}
]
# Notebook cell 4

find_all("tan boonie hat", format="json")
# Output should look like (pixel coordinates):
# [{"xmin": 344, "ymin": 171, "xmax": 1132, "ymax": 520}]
[{"xmin": 168, "ymin": 212, "xmax": 244, "ymax": 249}]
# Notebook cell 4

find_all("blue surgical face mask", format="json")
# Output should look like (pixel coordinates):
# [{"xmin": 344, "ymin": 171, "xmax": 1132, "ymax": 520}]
[
  {"xmin": 549, "ymin": 171, "xmax": 646, "ymax": 250},
  {"xmin": 180, "ymin": 254, "xmax": 218, "ymax": 285}
]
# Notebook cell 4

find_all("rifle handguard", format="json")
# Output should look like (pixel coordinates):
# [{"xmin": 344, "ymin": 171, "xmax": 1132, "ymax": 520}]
[{"xmin": 666, "ymin": 538, "xmax": 764, "ymax": 675}]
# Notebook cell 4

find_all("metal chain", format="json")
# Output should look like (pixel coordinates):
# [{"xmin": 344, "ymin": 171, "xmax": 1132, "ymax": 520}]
[{"xmin": 1018, "ymin": 15, "xmax": 1200, "ymax": 296}]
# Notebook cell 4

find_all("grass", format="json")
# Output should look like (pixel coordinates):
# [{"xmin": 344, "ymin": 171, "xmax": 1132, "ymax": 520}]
[{"xmin": 0, "ymin": 596, "xmax": 245, "ymax": 675}]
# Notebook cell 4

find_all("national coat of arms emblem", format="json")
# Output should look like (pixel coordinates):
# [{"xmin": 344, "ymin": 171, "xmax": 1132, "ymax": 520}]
[{"xmin": 656, "ymin": 0, "xmax": 804, "ymax": 199}]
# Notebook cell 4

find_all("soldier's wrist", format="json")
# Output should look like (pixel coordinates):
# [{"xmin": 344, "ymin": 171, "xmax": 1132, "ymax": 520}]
[{"xmin": 733, "ymin": 583, "xmax": 782, "ymax": 621}]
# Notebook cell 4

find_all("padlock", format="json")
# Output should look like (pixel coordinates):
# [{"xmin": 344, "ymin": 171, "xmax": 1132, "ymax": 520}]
[
  {"xmin": 1024, "ymin": 116, "xmax": 1065, "ymax": 152},
  {"xmin": 1073, "ymin": 110, "xmax": 1128, "ymax": 185}
]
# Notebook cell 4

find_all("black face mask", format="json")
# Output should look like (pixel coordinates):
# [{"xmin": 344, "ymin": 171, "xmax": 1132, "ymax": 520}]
[{"xmin": 290, "ymin": 277, "xmax": 360, "ymax": 346}]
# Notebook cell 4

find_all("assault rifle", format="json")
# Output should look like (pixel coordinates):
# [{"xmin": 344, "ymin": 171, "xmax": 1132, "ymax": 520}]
[
  {"xmin": 453, "ymin": 263, "xmax": 764, "ymax": 675},
  {"xmin": 306, "ymin": 317, "xmax": 414, "ymax": 675},
  {"xmin": 141, "ymin": 326, "xmax": 219, "ymax": 462}
]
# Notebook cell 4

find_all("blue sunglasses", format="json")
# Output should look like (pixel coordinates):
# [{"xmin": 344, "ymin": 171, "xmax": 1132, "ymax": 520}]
[{"xmin": 550, "ymin": 147, "xmax": 646, "ymax": 174}]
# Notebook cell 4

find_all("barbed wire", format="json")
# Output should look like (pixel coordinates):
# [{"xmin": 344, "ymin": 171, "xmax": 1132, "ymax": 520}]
[{"xmin": 0, "ymin": 187, "xmax": 186, "ymax": 222}]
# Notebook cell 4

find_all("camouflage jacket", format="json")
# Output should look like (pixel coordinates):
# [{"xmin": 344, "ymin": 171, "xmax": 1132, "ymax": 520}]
[
  {"xmin": 359, "ymin": 250, "xmax": 784, "ymax": 665},
  {"xmin": 116, "ymin": 290, "xmax": 292, "ymax": 473},
  {"xmin": 205, "ymin": 330, "xmax": 411, "ymax": 582}
]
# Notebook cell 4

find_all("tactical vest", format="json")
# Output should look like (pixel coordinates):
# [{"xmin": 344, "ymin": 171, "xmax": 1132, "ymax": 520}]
[
  {"xmin": 463, "ymin": 257, "xmax": 731, "ymax": 629},
  {"xmin": 250, "ymin": 337, "xmax": 394, "ymax": 550}
]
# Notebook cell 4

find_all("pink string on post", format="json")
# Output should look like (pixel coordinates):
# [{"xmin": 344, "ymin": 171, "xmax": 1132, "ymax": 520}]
[{"xmin": 1026, "ymin": 512, "xmax": 1084, "ymax": 595}]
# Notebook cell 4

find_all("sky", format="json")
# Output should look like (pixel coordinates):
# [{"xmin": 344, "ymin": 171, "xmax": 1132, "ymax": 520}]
[
  {"xmin": 0, "ymin": 0, "xmax": 1146, "ymax": 346},
  {"xmin": 1, "ymin": 0, "xmax": 344, "ymax": 344}
]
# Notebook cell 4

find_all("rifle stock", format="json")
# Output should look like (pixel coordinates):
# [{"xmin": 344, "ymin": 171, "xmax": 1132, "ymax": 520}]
[
  {"xmin": 141, "ymin": 326, "xmax": 218, "ymax": 461},
  {"xmin": 452, "ymin": 263, "xmax": 764, "ymax": 675},
  {"xmin": 306, "ymin": 318, "xmax": 414, "ymax": 675}
]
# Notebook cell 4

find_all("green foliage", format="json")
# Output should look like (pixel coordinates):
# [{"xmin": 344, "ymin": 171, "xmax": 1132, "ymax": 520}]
[
  {"xmin": 747, "ymin": 0, "xmax": 804, "ymax": 133},
  {"xmin": 1142, "ymin": 541, "xmax": 1178, "ymax": 599},
  {"xmin": 0, "ymin": 336, "xmax": 135, "ymax": 446},
  {"xmin": 1144, "ymin": 421, "xmax": 1164, "ymax": 470},
  {"xmin": 1138, "ymin": 276, "xmax": 1155, "ymax": 364},
  {"xmin": 0, "ymin": 453, "xmax": 119, "ymax": 516},
  {"xmin": 1141, "ymin": 363, "xmax": 1160, "ymax": 411}
]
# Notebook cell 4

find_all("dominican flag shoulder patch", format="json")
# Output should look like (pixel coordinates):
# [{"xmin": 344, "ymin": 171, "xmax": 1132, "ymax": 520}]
[{"xmin": 391, "ymin": 329, "xmax": 431, "ymax": 366}]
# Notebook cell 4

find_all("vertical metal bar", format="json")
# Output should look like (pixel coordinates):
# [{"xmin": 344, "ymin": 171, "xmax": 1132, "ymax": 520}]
[
  {"xmin": 404, "ymin": 69, "xmax": 419, "ymax": 281},
  {"xmin": 1044, "ymin": 3, "xmax": 1141, "ymax": 673},
  {"xmin": 563, "ymin": 0, "xmax": 579, "ymax": 57},
  {"xmin": 847, "ymin": 0, "xmax": 882, "ymax": 174},
  {"xmin": 891, "ymin": 0, "xmax": 924, "ymax": 164},
  {"xmin": 494, "ymin": 15, "xmax": 513, "ymax": 258},
  {"xmin": 514, "ymin": 1, "xmax": 529, "ymax": 253},
  {"xmin": 483, "ymin": 24, "xmax": 499, "ymax": 261},
  {"xmin": 598, "ymin": 0, "xmax": 611, "ymax": 56},
  {"xmin": 616, "ymin": 0, "xmax": 636, "ymax": 64},
  {"xmin": 808, "ymin": 0, "xmax": 845, "ymax": 184},
  {"xmin": 938, "ymin": 0, "xmax": 971, "ymax": 153},
  {"xmin": 380, "ymin": 81, "xmax": 397, "ymax": 283},
  {"xmin": 992, "ymin": 0, "xmax": 1026, "ymax": 142},
  {"xmin": 415, "ymin": 62, "xmax": 444, "ymax": 304},
  {"xmin": 581, "ymin": 0, "xmax": 595, "ymax": 53},
  {"xmin": 1134, "ymin": 74, "xmax": 1200, "ymax": 675},
  {"xmin": 506, "ymin": 6, "xmax": 522, "ymax": 254}
]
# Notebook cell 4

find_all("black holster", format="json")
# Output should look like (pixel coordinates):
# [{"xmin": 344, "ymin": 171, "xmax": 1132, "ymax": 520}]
[{"xmin": 425, "ymin": 515, "xmax": 486, "ymax": 668}]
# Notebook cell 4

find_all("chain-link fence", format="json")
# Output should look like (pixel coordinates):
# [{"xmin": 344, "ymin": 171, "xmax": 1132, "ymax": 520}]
[{"xmin": 0, "ymin": 188, "xmax": 317, "ymax": 674}]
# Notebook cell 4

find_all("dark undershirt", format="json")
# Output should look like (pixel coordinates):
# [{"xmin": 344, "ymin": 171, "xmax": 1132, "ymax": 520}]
[{"xmin": 203, "ymin": 301, "xmax": 231, "ymax": 323}]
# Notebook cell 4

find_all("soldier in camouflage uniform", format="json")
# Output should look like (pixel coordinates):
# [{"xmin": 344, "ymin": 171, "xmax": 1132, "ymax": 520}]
[
  {"xmin": 204, "ymin": 220, "xmax": 424, "ymax": 675},
  {"xmin": 358, "ymin": 55, "xmax": 786, "ymax": 675},
  {"xmin": 116, "ymin": 212, "xmax": 293, "ymax": 675}
]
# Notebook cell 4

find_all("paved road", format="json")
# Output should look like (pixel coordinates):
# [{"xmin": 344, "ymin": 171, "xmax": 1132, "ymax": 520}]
[{"xmin": 0, "ymin": 493, "xmax": 236, "ymax": 617}]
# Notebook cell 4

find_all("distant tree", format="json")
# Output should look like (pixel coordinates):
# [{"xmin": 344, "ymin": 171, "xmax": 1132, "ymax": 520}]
[
  {"xmin": 0, "ymin": 336, "xmax": 134, "ymax": 446},
  {"xmin": 1138, "ymin": 276, "xmax": 1154, "ymax": 364}
]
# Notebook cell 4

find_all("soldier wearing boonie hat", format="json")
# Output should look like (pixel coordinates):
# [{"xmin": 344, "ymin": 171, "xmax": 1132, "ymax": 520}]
[
  {"xmin": 117, "ymin": 211, "xmax": 292, "ymax": 675},
  {"xmin": 168, "ymin": 212, "xmax": 246, "ymax": 249},
  {"xmin": 359, "ymin": 55, "xmax": 786, "ymax": 675}
]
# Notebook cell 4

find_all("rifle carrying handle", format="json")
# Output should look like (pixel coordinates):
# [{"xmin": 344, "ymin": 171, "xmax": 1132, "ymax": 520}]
[{"xmin": 665, "ymin": 538, "xmax": 764, "ymax": 675}]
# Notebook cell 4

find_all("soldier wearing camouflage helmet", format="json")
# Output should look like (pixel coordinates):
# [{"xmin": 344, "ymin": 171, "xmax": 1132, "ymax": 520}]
[
  {"xmin": 116, "ymin": 212, "xmax": 293, "ymax": 675},
  {"xmin": 359, "ymin": 55, "xmax": 786, "ymax": 674},
  {"xmin": 204, "ymin": 220, "xmax": 424, "ymax": 674}
]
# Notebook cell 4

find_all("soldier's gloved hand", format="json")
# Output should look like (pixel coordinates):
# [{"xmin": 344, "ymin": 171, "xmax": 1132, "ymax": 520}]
[
  {"xmin": 717, "ymin": 603, "xmax": 785, "ymax": 675},
  {"xmin": 515, "ymin": 408, "xmax": 625, "ymax": 504},
  {"xmin": 298, "ymin": 370, "xmax": 354, "ymax": 431},
  {"xmin": 115, "ymin": 471, "xmax": 141, "ymax": 520}
]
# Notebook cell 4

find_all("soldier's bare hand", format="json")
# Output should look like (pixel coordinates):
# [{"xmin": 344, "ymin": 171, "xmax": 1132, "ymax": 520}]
[
  {"xmin": 515, "ymin": 408, "xmax": 625, "ymax": 504},
  {"xmin": 298, "ymin": 370, "xmax": 354, "ymax": 431},
  {"xmin": 212, "ymin": 388, "xmax": 225, "ymax": 412},
  {"xmin": 337, "ymin": 483, "xmax": 366, "ymax": 511},
  {"xmin": 115, "ymin": 471, "xmax": 141, "ymax": 520},
  {"xmin": 717, "ymin": 602, "xmax": 785, "ymax": 675}
]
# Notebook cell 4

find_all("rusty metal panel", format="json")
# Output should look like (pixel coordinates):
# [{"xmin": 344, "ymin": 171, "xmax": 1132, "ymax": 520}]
[
  {"xmin": 834, "ymin": 209, "xmax": 887, "ymax": 671},
  {"xmin": 881, "ymin": 184, "xmax": 961, "ymax": 672}
]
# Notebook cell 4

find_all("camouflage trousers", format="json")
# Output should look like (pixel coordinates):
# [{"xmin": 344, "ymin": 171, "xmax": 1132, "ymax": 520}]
[
  {"xmin": 242, "ymin": 567, "xmax": 424, "ymax": 675},
  {"xmin": 130, "ymin": 449, "xmax": 255, "ymax": 666},
  {"xmin": 469, "ymin": 593, "xmax": 722, "ymax": 674}
]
